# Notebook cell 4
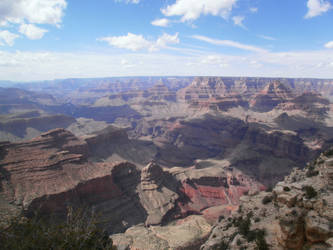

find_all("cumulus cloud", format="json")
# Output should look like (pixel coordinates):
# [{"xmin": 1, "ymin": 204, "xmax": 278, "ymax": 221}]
[
  {"xmin": 98, "ymin": 33, "xmax": 151, "ymax": 51},
  {"xmin": 19, "ymin": 23, "xmax": 48, "ymax": 40},
  {"xmin": 324, "ymin": 41, "xmax": 333, "ymax": 49},
  {"xmin": 232, "ymin": 16, "xmax": 245, "ymax": 28},
  {"xmin": 161, "ymin": 0, "xmax": 237, "ymax": 22},
  {"xmin": 156, "ymin": 33, "xmax": 179, "ymax": 47},
  {"xmin": 305, "ymin": 0, "xmax": 331, "ymax": 18},
  {"xmin": 0, "ymin": 30, "xmax": 19, "ymax": 46},
  {"xmin": 250, "ymin": 7, "xmax": 258, "ymax": 13},
  {"xmin": 0, "ymin": 0, "xmax": 66, "ymax": 45},
  {"xmin": 192, "ymin": 35, "xmax": 267, "ymax": 53},
  {"xmin": 151, "ymin": 18, "xmax": 170, "ymax": 27},
  {"xmin": 0, "ymin": 0, "xmax": 67, "ymax": 26},
  {"xmin": 98, "ymin": 32, "xmax": 179, "ymax": 51}
]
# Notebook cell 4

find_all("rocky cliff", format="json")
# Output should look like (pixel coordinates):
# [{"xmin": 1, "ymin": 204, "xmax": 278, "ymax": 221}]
[
  {"xmin": 0, "ymin": 129, "xmax": 147, "ymax": 233},
  {"xmin": 0, "ymin": 128, "xmax": 263, "ymax": 239},
  {"xmin": 201, "ymin": 148, "xmax": 333, "ymax": 250}
]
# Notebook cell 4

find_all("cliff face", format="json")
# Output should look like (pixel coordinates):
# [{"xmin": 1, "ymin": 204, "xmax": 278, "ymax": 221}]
[
  {"xmin": 201, "ymin": 148, "xmax": 333, "ymax": 250},
  {"xmin": 0, "ymin": 129, "xmax": 263, "ymax": 238},
  {"xmin": 0, "ymin": 129, "xmax": 146, "ymax": 233},
  {"xmin": 111, "ymin": 161, "xmax": 264, "ymax": 250},
  {"xmin": 249, "ymin": 81, "xmax": 294, "ymax": 112}
]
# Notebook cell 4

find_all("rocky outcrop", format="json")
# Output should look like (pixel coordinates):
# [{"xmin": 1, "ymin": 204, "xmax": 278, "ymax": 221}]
[
  {"xmin": 111, "ymin": 163, "xmax": 264, "ymax": 250},
  {"xmin": 277, "ymin": 92, "xmax": 330, "ymax": 119},
  {"xmin": 112, "ymin": 215, "xmax": 212, "ymax": 250},
  {"xmin": 0, "ymin": 129, "xmax": 147, "ymax": 233},
  {"xmin": 139, "ymin": 162, "xmax": 179, "ymax": 226},
  {"xmin": 201, "ymin": 148, "xmax": 333, "ymax": 250},
  {"xmin": 0, "ymin": 114, "xmax": 76, "ymax": 140},
  {"xmin": 250, "ymin": 81, "xmax": 294, "ymax": 112},
  {"xmin": 133, "ymin": 114, "xmax": 312, "ymax": 186}
]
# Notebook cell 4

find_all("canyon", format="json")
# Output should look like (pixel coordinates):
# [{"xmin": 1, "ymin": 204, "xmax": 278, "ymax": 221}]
[{"xmin": 1, "ymin": 76, "xmax": 333, "ymax": 249}]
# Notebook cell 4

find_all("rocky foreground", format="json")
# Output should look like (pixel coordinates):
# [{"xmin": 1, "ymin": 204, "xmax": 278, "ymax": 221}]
[{"xmin": 201, "ymin": 148, "xmax": 333, "ymax": 250}]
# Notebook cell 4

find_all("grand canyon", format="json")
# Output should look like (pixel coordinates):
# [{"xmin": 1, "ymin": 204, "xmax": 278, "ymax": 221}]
[{"xmin": 1, "ymin": 76, "xmax": 333, "ymax": 249}]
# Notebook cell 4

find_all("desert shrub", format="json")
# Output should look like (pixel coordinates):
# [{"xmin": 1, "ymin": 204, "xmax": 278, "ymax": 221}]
[
  {"xmin": 247, "ymin": 211, "xmax": 254, "ymax": 219},
  {"xmin": 218, "ymin": 215, "xmax": 225, "ymax": 222},
  {"xmin": 303, "ymin": 186, "xmax": 317, "ymax": 199},
  {"xmin": 233, "ymin": 217, "xmax": 251, "ymax": 237},
  {"xmin": 254, "ymin": 217, "xmax": 261, "ymax": 223},
  {"xmin": 216, "ymin": 240, "xmax": 229, "ymax": 250},
  {"xmin": 0, "ymin": 207, "xmax": 116, "ymax": 250},
  {"xmin": 323, "ymin": 148, "xmax": 333, "ymax": 157},
  {"xmin": 238, "ymin": 205, "xmax": 243, "ymax": 213},
  {"xmin": 262, "ymin": 195, "xmax": 273, "ymax": 205},
  {"xmin": 306, "ymin": 169, "xmax": 319, "ymax": 178},
  {"xmin": 255, "ymin": 229, "xmax": 269, "ymax": 250},
  {"xmin": 283, "ymin": 186, "xmax": 291, "ymax": 192}
]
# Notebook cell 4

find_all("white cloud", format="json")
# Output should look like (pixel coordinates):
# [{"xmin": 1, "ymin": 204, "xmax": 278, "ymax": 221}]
[
  {"xmin": 232, "ymin": 16, "xmax": 245, "ymax": 28},
  {"xmin": 201, "ymin": 55, "xmax": 229, "ymax": 67},
  {"xmin": 19, "ymin": 23, "xmax": 48, "ymax": 40},
  {"xmin": 0, "ymin": 0, "xmax": 67, "ymax": 26},
  {"xmin": 258, "ymin": 35, "xmax": 276, "ymax": 41},
  {"xmin": 250, "ymin": 7, "xmax": 258, "ymax": 13},
  {"xmin": 324, "ymin": 41, "xmax": 333, "ymax": 49},
  {"xmin": 151, "ymin": 18, "xmax": 170, "ymax": 27},
  {"xmin": 0, "ymin": 30, "xmax": 19, "ymax": 46},
  {"xmin": 305, "ymin": 0, "xmax": 331, "ymax": 18},
  {"xmin": 1, "ymin": 49, "xmax": 333, "ymax": 81},
  {"xmin": 98, "ymin": 33, "xmax": 151, "ymax": 51},
  {"xmin": 192, "ymin": 35, "xmax": 268, "ymax": 53},
  {"xmin": 98, "ymin": 32, "xmax": 179, "ymax": 52},
  {"xmin": 156, "ymin": 33, "xmax": 179, "ymax": 47},
  {"xmin": 120, "ymin": 59, "xmax": 135, "ymax": 68},
  {"xmin": 161, "ymin": 0, "xmax": 237, "ymax": 22}
]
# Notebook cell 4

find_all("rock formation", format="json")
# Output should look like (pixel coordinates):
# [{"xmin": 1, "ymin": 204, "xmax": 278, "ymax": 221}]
[
  {"xmin": 0, "ymin": 128, "xmax": 263, "ymax": 239},
  {"xmin": 250, "ymin": 81, "xmax": 294, "ymax": 112},
  {"xmin": 201, "ymin": 148, "xmax": 333, "ymax": 250}
]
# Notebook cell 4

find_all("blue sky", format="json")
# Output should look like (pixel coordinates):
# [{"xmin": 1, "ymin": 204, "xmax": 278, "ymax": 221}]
[{"xmin": 0, "ymin": 0, "xmax": 333, "ymax": 81}]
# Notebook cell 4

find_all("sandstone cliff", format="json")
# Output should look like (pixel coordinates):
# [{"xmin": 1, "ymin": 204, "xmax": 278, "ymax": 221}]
[
  {"xmin": 201, "ymin": 148, "xmax": 333, "ymax": 250},
  {"xmin": 0, "ymin": 128, "xmax": 263, "ymax": 240}
]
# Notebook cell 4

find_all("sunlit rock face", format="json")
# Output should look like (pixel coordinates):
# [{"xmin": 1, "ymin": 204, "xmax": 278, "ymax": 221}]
[{"xmin": 201, "ymin": 148, "xmax": 333, "ymax": 250}]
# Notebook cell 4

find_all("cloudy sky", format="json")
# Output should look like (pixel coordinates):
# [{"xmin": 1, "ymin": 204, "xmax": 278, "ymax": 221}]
[{"xmin": 0, "ymin": 0, "xmax": 333, "ymax": 81}]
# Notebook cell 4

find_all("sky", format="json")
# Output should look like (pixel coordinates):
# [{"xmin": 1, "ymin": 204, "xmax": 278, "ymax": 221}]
[{"xmin": 0, "ymin": 0, "xmax": 333, "ymax": 81}]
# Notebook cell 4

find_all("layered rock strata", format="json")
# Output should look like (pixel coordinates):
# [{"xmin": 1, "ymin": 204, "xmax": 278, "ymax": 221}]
[{"xmin": 201, "ymin": 148, "xmax": 333, "ymax": 250}]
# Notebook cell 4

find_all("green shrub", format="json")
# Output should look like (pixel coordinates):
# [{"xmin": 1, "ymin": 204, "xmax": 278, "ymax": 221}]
[
  {"xmin": 255, "ymin": 229, "xmax": 269, "ymax": 250},
  {"xmin": 303, "ymin": 186, "xmax": 317, "ymax": 199},
  {"xmin": 262, "ymin": 195, "xmax": 273, "ymax": 205},
  {"xmin": 217, "ymin": 240, "xmax": 229, "ymax": 250},
  {"xmin": 218, "ymin": 215, "xmax": 225, "ymax": 222},
  {"xmin": 247, "ymin": 211, "xmax": 254, "ymax": 219},
  {"xmin": 323, "ymin": 148, "xmax": 333, "ymax": 157},
  {"xmin": 0, "ymin": 207, "xmax": 117, "ymax": 250},
  {"xmin": 233, "ymin": 217, "xmax": 251, "ymax": 237},
  {"xmin": 306, "ymin": 169, "xmax": 319, "ymax": 178}
]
